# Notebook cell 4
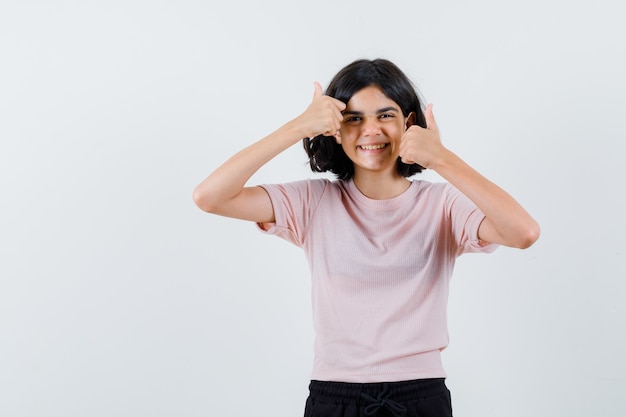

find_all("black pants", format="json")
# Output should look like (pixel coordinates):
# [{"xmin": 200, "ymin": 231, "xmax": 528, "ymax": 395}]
[{"xmin": 304, "ymin": 378, "xmax": 453, "ymax": 417}]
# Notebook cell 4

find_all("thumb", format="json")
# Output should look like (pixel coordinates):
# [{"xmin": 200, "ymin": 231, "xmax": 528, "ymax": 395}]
[
  {"xmin": 313, "ymin": 81, "xmax": 323, "ymax": 99},
  {"xmin": 425, "ymin": 103, "xmax": 438, "ymax": 131}
]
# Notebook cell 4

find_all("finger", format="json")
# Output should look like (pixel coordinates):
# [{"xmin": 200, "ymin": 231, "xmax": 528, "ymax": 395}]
[
  {"xmin": 334, "ymin": 98, "xmax": 346, "ymax": 112},
  {"xmin": 333, "ymin": 106, "xmax": 344, "ymax": 122},
  {"xmin": 397, "ymin": 143, "xmax": 408, "ymax": 164},
  {"xmin": 425, "ymin": 103, "xmax": 438, "ymax": 131},
  {"xmin": 313, "ymin": 81, "xmax": 323, "ymax": 99}
]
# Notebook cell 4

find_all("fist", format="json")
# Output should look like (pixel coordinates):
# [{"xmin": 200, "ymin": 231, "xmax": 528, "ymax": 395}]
[
  {"xmin": 299, "ymin": 82, "xmax": 346, "ymax": 140},
  {"xmin": 399, "ymin": 104, "xmax": 443, "ymax": 168}
]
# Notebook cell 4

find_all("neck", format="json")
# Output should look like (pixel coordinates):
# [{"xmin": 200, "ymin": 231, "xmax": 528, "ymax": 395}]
[{"xmin": 352, "ymin": 171, "xmax": 411, "ymax": 200}]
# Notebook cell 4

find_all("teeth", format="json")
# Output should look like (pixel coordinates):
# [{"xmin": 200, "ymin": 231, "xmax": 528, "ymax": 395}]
[{"xmin": 360, "ymin": 144, "xmax": 386, "ymax": 150}]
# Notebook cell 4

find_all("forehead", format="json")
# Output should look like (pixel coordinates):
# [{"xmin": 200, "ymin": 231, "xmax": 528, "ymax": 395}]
[{"xmin": 345, "ymin": 85, "xmax": 400, "ymax": 111}]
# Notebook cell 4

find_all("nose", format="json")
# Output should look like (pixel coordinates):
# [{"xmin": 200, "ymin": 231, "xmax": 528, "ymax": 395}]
[{"xmin": 361, "ymin": 115, "xmax": 382, "ymax": 135}]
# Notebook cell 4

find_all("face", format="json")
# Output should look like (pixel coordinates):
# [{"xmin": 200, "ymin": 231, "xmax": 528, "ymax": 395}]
[{"xmin": 338, "ymin": 85, "xmax": 411, "ymax": 177}]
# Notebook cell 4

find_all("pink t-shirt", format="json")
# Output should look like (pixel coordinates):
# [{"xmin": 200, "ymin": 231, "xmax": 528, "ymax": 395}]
[{"xmin": 259, "ymin": 178, "xmax": 497, "ymax": 383}]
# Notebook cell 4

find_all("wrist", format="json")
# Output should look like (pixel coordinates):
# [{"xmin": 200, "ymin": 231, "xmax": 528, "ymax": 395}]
[
  {"xmin": 284, "ymin": 117, "xmax": 313, "ymax": 141},
  {"xmin": 429, "ymin": 147, "xmax": 456, "ymax": 173}
]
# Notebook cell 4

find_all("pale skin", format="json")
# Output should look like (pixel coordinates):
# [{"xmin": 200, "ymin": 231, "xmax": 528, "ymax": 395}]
[{"xmin": 193, "ymin": 83, "xmax": 540, "ymax": 249}]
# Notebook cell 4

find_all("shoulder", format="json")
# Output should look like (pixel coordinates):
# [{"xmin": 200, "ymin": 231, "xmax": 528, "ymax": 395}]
[
  {"xmin": 407, "ymin": 180, "xmax": 465, "ymax": 215},
  {"xmin": 259, "ymin": 178, "xmax": 341, "ymax": 203},
  {"xmin": 413, "ymin": 180, "xmax": 464, "ymax": 197},
  {"xmin": 410, "ymin": 179, "xmax": 451, "ymax": 197}
]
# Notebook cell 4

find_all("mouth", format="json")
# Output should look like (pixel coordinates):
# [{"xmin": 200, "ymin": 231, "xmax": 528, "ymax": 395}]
[{"xmin": 357, "ymin": 143, "xmax": 388, "ymax": 151}]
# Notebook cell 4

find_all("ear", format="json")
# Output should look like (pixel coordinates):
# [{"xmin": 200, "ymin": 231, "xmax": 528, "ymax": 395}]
[
  {"xmin": 405, "ymin": 112, "xmax": 416, "ymax": 129},
  {"xmin": 335, "ymin": 130, "xmax": 342, "ymax": 144}
]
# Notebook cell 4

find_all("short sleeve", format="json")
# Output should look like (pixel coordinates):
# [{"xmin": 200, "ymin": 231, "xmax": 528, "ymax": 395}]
[
  {"xmin": 444, "ymin": 183, "xmax": 499, "ymax": 256},
  {"xmin": 255, "ymin": 179, "xmax": 329, "ymax": 247}
]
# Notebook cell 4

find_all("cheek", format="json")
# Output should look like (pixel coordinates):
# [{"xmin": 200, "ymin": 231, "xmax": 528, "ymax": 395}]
[
  {"xmin": 339, "ymin": 125, "xmax": 354, "ymax": 135},
  {"xmin": 338, "ymin": 128, "xmax": 356, "ymax": 144},
  {"xmin": 386, "ymin": 124, "xmax": 406, "ymax": 139}
]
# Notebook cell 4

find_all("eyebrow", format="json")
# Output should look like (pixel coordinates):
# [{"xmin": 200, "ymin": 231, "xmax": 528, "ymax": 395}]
[{"xmin": 341, "ymin": 106, "xmax": 400, "ymax": 115}]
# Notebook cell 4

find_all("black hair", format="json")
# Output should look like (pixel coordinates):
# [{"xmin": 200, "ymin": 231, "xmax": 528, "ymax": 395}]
[{"xmin": 302, "ymin": 58, "xmax": 426, "ymax": 180}]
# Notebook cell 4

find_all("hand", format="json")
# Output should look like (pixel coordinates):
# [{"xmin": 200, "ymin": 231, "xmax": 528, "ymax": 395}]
[
  {"xmin": 399, "ymin": 104, "xmax": 445, "ymax": 168},
  {"xmin": 295, "ymin": 82, "xmax": 346, "ymax": 140}
]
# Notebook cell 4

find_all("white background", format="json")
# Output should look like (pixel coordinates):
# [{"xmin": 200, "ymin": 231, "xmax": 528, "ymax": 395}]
[{"xmin": 1, "ymin": 1, "xmax": 625, "ymax": 416}]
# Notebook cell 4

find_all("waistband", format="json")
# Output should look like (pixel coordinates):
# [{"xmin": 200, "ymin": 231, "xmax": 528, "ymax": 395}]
[{"xmin": 308, "ymin": 378, "xmax": 447, "ymax": 405}]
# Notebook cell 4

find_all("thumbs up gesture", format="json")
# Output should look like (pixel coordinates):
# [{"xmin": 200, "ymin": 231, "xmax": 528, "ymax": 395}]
[
  {"xmin": 295, "ymin": 82, "xmax": 346, "ymax": 140},
  {"xmin": 399, "ymin": 104, "xmax": 444, "ymax": 168}
]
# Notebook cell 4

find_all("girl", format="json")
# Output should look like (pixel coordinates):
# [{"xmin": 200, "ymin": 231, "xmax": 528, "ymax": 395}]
[{"xmin": 193, "ymin": 58, "xmax": 540, "ymax": 417}]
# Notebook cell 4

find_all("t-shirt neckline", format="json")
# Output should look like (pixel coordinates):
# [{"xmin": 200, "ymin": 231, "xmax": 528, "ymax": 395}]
[{"xmin": 345, "ymin": 179, "xmax": 418, "ymax": 210}]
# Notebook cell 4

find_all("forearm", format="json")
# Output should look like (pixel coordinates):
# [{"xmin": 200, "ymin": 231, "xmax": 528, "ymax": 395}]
[
  {"xmin": 192, "ymin": 119, "xmax": 305, "ymax": 212},
  {"xmin": 433, "ymin": 149, "xmax": 540, "ymax": 248}
]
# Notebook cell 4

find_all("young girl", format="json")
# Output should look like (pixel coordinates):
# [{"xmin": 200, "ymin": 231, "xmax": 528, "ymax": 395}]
[{"xmin": 193, "ymin": 58, "xmax": 540, "ymax": 417}]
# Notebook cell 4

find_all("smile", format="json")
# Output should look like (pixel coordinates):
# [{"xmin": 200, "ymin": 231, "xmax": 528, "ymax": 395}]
[{"xmin": 358, "ymin": 144, "xmax": 388, "ymax": 150}]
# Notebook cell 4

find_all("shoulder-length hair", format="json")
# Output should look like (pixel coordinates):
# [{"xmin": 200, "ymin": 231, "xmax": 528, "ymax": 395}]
[{"xmin": 302, "ymin": 58, "xmax": 427, "ymax": 180}]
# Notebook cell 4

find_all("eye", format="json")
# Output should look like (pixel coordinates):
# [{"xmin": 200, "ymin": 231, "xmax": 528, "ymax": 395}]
[
  {"xmin": 379, "ymin": 113, "xmax": 396, "ymax": 121},
  {"xmin": 343, "ymin": 115, "xmax": 362, "ymax": 123}
]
